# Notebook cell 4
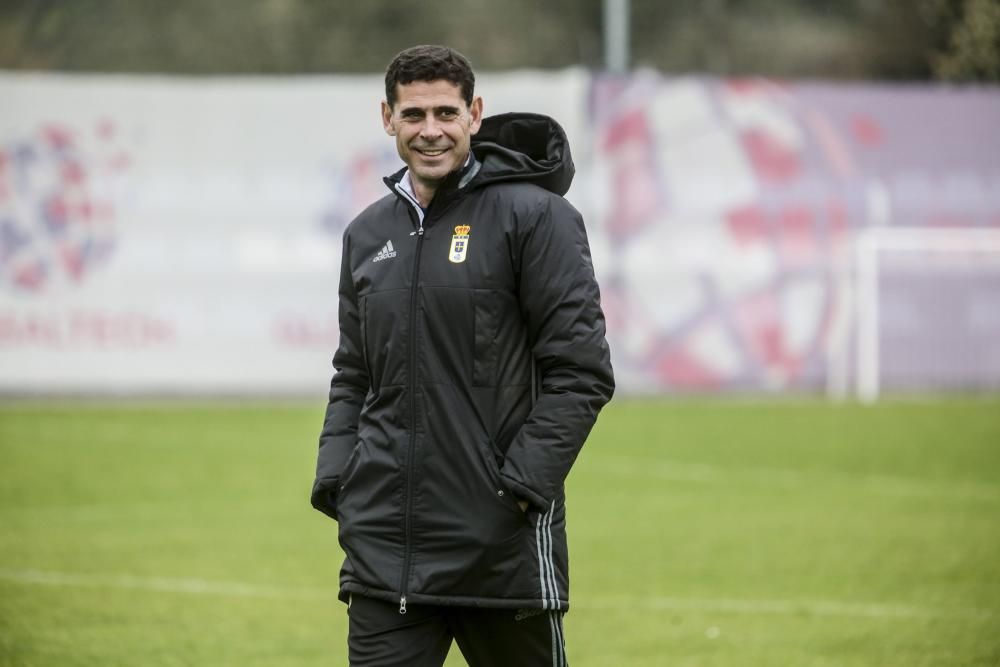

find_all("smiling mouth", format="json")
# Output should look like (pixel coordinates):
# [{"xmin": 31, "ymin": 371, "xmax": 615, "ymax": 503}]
[{"xmin": 414, "ymin": 147, "xmax": 448, "ymax": 157}]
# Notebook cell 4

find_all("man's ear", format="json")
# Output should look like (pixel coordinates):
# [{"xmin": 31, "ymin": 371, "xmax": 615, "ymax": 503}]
[
  {"xmin": 469, "ymin": 96, "xmax": 484, "ymax": 135},
  {"xmin": 381, "ymin": 100, "xmax": 396, "ymax": 136}
]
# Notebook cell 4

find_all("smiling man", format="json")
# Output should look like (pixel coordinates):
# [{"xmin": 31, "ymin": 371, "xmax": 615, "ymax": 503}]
[
  {"xmin": 382, "ymin": 77, "xmax": 483, "ymax": 207},
  {"xmin": 311, "ymin": 45, "xmax": 614, "ymax": 667}
]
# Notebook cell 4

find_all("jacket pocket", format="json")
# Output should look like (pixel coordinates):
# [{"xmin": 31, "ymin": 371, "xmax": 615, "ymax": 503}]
[
  {"xmin": 358, "ymin": 296, "xmax": 374, "ymax": 391},
  {"xmin": 335, "ymin": 440, "xmax": 365, "ymax": 512},
  {"xmin": 477, "ymin": 438, "xmax": 528, "ymax": 518},
  {"xmin": 472, "ymin": 290, "xmax": 500, "ymax": 387}
]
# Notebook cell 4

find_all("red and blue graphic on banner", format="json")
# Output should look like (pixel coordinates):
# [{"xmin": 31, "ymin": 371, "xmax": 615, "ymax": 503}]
[
  {"xmin": 591, "ymin": 75, "xmax": 1000, "ymax": 392},
  {"xmin": 0, "ymin": 120, "xmax": 129, "ymax": 293}
]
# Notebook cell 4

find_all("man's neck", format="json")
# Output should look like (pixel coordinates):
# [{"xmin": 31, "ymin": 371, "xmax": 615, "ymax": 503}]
[{"xmin": 409, "ymin": 176, "xmax": 436, "ymax": 209}]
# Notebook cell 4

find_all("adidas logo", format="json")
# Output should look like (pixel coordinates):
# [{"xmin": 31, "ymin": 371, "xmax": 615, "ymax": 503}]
[
  {"xmin": 372, "ymin": 240, "xmax": 397, "ymax": 263},
  {"xmin": 515, "ymin": 608, "xmax": 546, "ymax": 622}
]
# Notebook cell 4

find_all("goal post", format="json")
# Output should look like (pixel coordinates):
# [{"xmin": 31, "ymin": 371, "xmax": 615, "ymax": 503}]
[{"xmin": 844, "ymin": 227, "xmax": 1000, "ymax": 403}]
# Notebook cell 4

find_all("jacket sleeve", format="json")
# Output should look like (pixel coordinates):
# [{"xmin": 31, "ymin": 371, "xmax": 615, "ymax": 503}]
[
  {"xmin": 311, "ymin": 230, "xmax": 368, "ymax": 520},
  {"xmin": 499, "ymin": 195, "xmax": 615, "ymax": 511}
]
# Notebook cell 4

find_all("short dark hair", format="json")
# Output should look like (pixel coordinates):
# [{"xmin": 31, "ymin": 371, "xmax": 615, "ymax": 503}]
[{"xmin": 384, "ymin": 45, "xmax": 475, "ymax": 109}]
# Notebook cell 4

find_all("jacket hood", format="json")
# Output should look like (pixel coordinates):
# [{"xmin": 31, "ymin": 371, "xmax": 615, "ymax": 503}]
[{"xmin": 470, "ymin": 112, "xmax": 575, "ymax": 196}]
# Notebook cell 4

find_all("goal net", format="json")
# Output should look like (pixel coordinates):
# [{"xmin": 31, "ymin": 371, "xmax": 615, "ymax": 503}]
[{"xmin": 842, "ymin": 227, "xmax": 1000, "ymax": 402}]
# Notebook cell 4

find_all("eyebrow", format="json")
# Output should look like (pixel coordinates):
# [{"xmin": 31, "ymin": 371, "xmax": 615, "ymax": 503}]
[{"xmin": 400, "ymin": 105, "xmax": 462, "ymax": 115}]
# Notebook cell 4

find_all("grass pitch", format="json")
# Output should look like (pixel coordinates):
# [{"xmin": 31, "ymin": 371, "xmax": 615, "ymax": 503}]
[{"xmin": 1, "ymin": 398, "xmax": 998, "ymax": 666}]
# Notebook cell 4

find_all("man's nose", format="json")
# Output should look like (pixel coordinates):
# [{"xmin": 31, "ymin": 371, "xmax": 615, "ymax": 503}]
[{"xmin": 420, "ymin": 116, "xmax": 443, "ymax": 140}]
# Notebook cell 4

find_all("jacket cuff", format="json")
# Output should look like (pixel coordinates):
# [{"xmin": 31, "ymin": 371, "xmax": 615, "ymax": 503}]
[
  {"xmin": 500, "ymin": 473, "xmax": 549, "ymax": 512},
  {"xmin": 310, "ymin": 476, "xmax": 339, "ymax": 520}
]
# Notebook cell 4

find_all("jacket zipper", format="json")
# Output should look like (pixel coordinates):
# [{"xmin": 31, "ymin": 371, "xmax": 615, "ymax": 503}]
[
  {"xmin": 400, "ymin": 222, "xmax": 423, "ymax": 614},
  {"xmin": 394, "ymin": 182, "xmax": 425, "ymax": 615},
  {"xmin": 391, "ymin": 172, "xmax": 467, "ymax": 614}
]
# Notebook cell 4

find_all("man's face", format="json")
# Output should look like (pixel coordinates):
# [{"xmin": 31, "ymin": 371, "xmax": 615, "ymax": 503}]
[{"xmin": 382, "ymin": 80, "xmax": 483, "ymax": 194}]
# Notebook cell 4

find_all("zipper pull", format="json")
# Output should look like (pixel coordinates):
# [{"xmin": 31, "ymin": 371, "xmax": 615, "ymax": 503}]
[
  {"xmin": 399, "ymin": 596, "xmax": 407, "ymax": 614},
  {"xmin": 417, "ymin": 225, "xmax": 424, "ymax": 237}
]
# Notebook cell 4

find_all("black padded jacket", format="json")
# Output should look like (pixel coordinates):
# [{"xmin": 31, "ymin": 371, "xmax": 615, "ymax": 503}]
[{"xmin": 311, "ymin": 112, "xmax": 615, "ymax": 612}]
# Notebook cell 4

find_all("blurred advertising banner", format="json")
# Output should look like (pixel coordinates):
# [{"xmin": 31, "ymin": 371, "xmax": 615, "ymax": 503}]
[
  {"xmin": 0, "ymin": 71, "xmax": 585, "ymax": 395},
  {"xmin": 1, "ymin": 71, "xmax": 999, "ymax": 396},
  {"xmin": 588, "ymin": 74, "xmax": 1000, "ymax": 396}
]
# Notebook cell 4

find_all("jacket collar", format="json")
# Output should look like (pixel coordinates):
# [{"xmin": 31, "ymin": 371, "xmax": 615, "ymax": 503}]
[{"xmin": 386, "ymin": 152, "xmax": 480, "ymax": 213}]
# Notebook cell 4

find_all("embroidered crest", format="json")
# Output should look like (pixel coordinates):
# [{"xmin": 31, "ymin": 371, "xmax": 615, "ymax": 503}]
[{"xmin": 449, "ymin": 225, "xmax": 471, "ymax": 264}]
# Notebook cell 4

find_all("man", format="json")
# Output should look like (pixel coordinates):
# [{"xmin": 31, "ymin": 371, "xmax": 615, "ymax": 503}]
[{"xmin": 311, "ymin": 45, "xmax": 614, "ymax": 667}]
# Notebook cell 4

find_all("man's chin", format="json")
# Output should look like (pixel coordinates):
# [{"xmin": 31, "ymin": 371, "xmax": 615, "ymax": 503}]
[{"xmin": 411, "ymin": 165, "xmax": 454, "ymax": 183}]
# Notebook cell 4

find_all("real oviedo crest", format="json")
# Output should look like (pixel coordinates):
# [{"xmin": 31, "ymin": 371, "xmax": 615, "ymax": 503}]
[{"xmin": 449, "ymin": 225, "xmax": 470, "ymax": 264}]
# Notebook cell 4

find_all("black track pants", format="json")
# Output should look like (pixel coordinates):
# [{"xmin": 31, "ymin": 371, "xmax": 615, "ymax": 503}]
[{"xmin": 346, "ymin": 594, "xmax": 569, "ymax": 667}]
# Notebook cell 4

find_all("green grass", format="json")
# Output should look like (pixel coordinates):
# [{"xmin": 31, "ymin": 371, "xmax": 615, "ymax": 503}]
[{"xmin": 1, "ymin": 398, "xmax": 998, "ymax": 666}]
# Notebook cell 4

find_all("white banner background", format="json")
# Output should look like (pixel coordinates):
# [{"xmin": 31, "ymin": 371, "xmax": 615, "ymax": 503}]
[{"xmin": 0, "ymin": 71, "xmax": 587, "ymax": 394}]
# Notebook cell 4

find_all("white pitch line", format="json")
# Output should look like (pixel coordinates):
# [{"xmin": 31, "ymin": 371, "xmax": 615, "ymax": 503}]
[
  {"xmin": 1, "ymin": 569, "xmax": 994, "ymax": 621},
  {"xmin": 0, "ymin": 568, "xmax": 331, "ymax": 600},
  {"xmin": 599, "ymin": 456, "xmax": 1000, "ymax": 502},
  {"xmin": 577, "ymin": 595, "xmax": 996, "ymax": 621}
]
